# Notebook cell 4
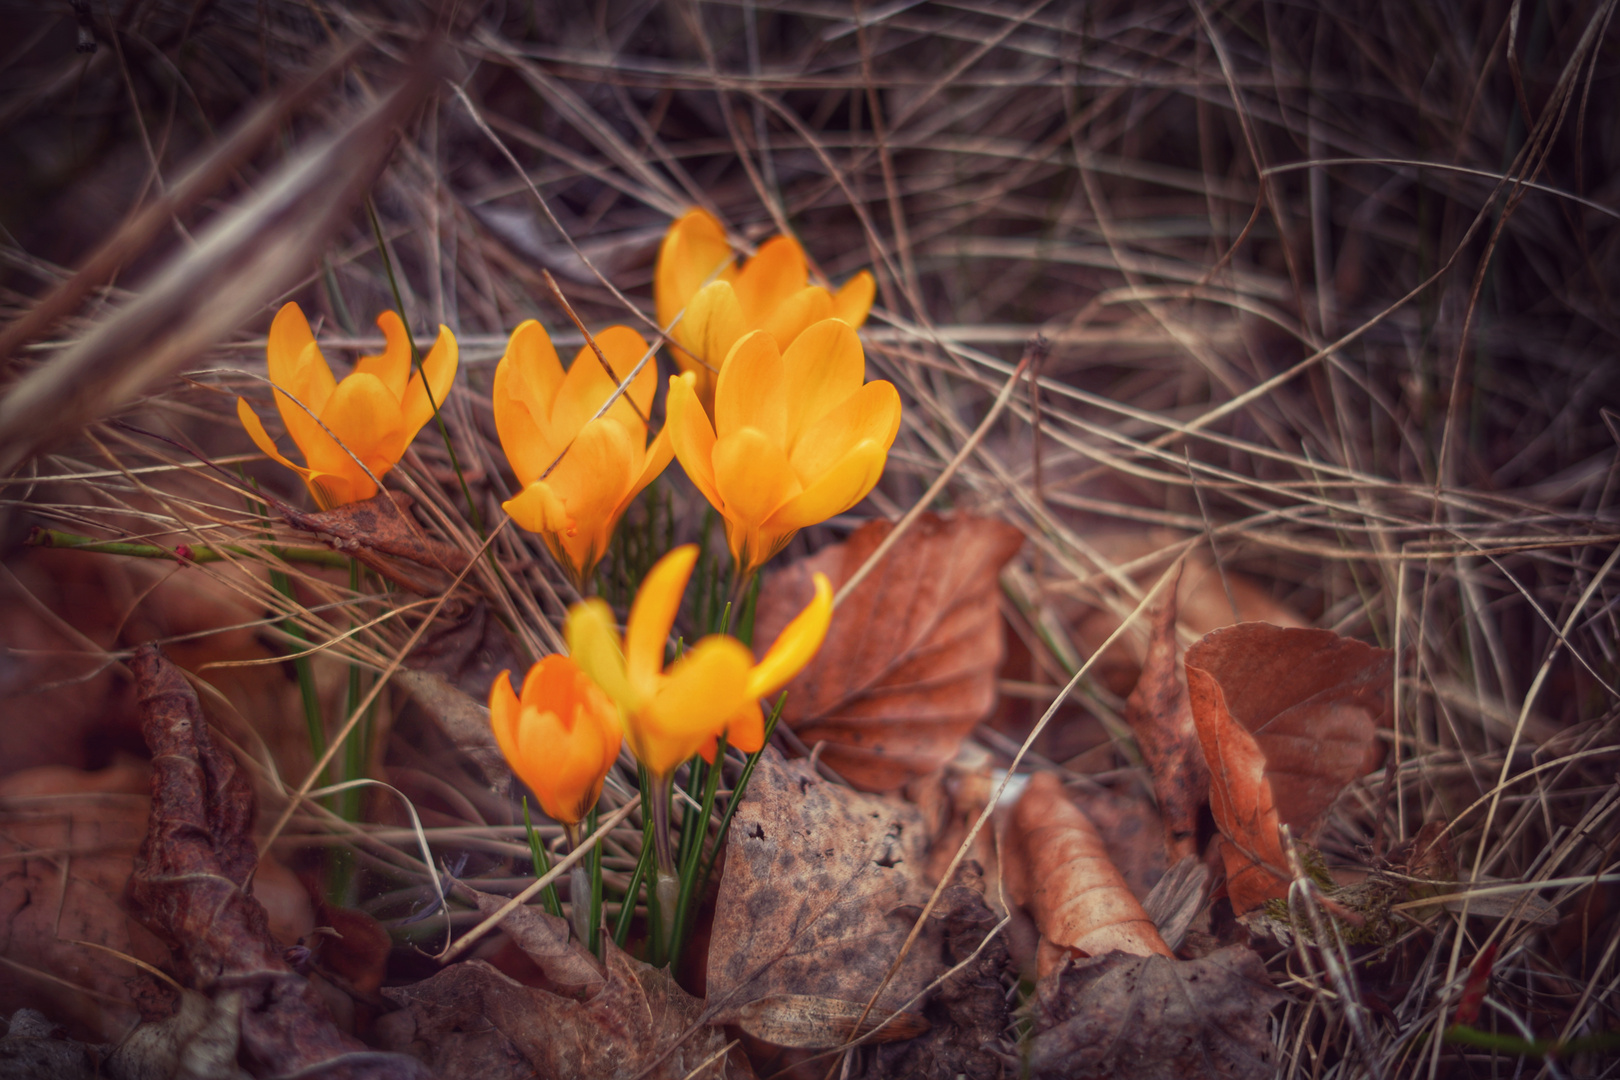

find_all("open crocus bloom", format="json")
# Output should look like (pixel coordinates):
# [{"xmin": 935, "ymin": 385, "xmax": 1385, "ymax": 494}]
[
  {"xmin": 655, "ymin": 207, "xmax": 875, "ymax": 407},
  {"xmin": 667, "ymin": 320, "xmax": 901, "ymax": 577},
  {"xmin": 566, "ymin": 545, "xmax": 832, "ymax": 778},
  {"xmin": 494, "ymin": 320, "xmax": 673, "ymax": 586},
  {"xmin": 489, "ymin": 655, "xmax": 622, "ymax": 827},
  {"xmin": 237, "ymin": 303, "xmax": 458, "ymax": 509}
]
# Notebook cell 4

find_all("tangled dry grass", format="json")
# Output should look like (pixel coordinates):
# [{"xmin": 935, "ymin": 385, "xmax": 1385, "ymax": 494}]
[{"xmin": 2, "ymin": 1, "xmax": 1618, "ymax": 1076}]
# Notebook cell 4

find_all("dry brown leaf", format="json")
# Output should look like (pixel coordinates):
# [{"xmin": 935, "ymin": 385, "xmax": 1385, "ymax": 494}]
[
  {"xmin": 469, "ymin": 889, "xmax": 606, "ymax": 999},
  {"xmin": 126, "ymin": 645, "xmax": 430, "ymax": 1079},
  {"xmin": 1005, "ymin": 772, "xmax": 1171, "ymax": 979},
  {"xmin": 1185, "ymin": 623, "xmax": 1392, "ymax": 914},
  {"xmin": 377, "ymin": 951, "xmax": 742, "ymax": 1080},
  {"xmin": 1123, "ymin": 570, "xmax": 1208, "ymax": 861},
  {"xmin": 706, "ymin": 753, "xmax": 941, "ymax": 1046},
  {"xmin": 1027, "ymin": 945, "xmax": 1285, "ymax": 1080},
  {"xmin": 278, "ymin": 491, "xmax": 471, "ymax": 595},
  {"xmin": 732, "ymin": 994, "xmax": 930, "ymax": 1050},
  {"xmin": 752, "ymin": 514, "xmax": 1025, "ymax": 792}
]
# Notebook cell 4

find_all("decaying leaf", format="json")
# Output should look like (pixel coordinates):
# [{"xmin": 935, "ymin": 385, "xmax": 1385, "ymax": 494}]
[
  {"xmin": 1123, "ymin": 570, "xmax": 1207, "ymax": 861},
  {"xmin": 105, "ymin": 989, "xmax": 252, "ymax": 1080},
  {"xmin": 278, "ymin": 491, "xmax": 471, "ymax": 594},
  {"xmin": 377, "ymin": 950, "xmax": 739, "ymax": 1080},
  {"xmin": 733, "ymin": 994, "xmax": 929, "ymax": 1050},
  {"xmin": 469, "ymin": 889, "xmax": 606, "ymax": 999},
  {"xmin": 1006, "ymin": 772, "xmax": 1171, "ymax": 978},
  {"xmin": 752, "ymin": 514, "xmax": 1025, "ymax": 792},
  {"xmin": 0, "ymin": 1008, "xmax": 101, "ymax": 1079},
  {"xmin": 126, "ymin": 645, "xmax": 430, "ymax": 1079},
  {"xmin": 1027, "ymin": 945, "xmax": 1285, "ymax": 1080},
  {"xmin": 1185, "ymin": 623, "xmax": 1391, "ymax": 914},
  {"xmin": 0, "ymin": 761, "xmax": 172, "ymax": 1042},
  {"xmin": 706, "ymin": 752, "xmax": 941, "ymax": 1045}
]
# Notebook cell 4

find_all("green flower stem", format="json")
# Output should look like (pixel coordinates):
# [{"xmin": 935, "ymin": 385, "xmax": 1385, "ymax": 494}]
[
  {"xmin": 648, "ymin": 774, "xmax": 678, "ymax": 964},
  {"xmin": 695, "ymin": 695, "xmax": 786, "ymax": 903},
  {"xmin": 522, "ymin": 798, "xmax": 563, "ymax": 918},
  {"xmin": 587, "ymin": 805, "xmax": 604, "ymax": 958},
  {"xmin": 613, "ymin": 818, "xmax": 653, "ymax": 948},
  {"xmin": 26, "ymin": 527, "xmax": 349, "ymax": 568},
  {"xmin": 563, "ymin": 821, "xmax": 593, "ymax": 952},
  {"xmin": 669, "ymin": 736, "xmax": 727, "ymax": 967}
]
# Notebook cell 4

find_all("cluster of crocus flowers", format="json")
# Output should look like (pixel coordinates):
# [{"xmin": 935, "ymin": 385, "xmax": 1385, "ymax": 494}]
[
  {"xmin": 488, "ymin": 655, "xmax": 622, "ymax": 833},
  {"xmin": 656, "ymin": 208, "xmax": 875, "ymax": 407},
  {"xmin": 668, "ymin": 320, "xmax": 902, "ymax": 576},
  {"xmin": 236, "ymin": 303, "xmax": 458, "ymax": 509},
  {"xmin": 492, "ymin": 320, "xmax": 672, "ymax": 585}
]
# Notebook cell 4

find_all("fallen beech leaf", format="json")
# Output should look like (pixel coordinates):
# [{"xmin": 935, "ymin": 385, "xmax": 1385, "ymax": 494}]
[
  {"xmin": 278, "ymin": 490, "xmax": 470, "ymax": 594},
  {"xmin": 706, "ymin": 753, "xmax": 941, "ymax": 1042},
  {"xmin": 1027, "ymin": 945, "xmax": 1284, "ymax": 1080},
  {"xmin": 469, "ymin": 889, "xmax": 606, "ymax": 999},
  {"xmin": 106, "ymin": 988, "xmax": 252, "ymax": 1080},
  {"xmin": 0, "ymin": 1008, "xmax": 101, "ymax": 1079},
  {"xmin": 1123, "ymin": 572, "xmax": 1207, "ymax": 861},
  {"xmin": 752, "ymin": 514, "xmax": 1025, "ymax": 792},
  {"xmin": 126, "ymin": 645, "xmax": 430, "ymax": 1079},
  {"xmin": 1006, "ymin": 772, "xmax": 1171, "ymax": 979},
  {"xmin": 0, "ymin": 760, "xmax": 171, "ymax": 1041},
  {"xmin": 734, "ymin": 994, "xmax": 929, "ymax": 1049},
  {"xmin": 1185, "ymin": 624, "xmax": 1392, "ymax": 914},
  {"xmin": 377, "ymin": 952, "xmax": 738, "ymax": 1080}
]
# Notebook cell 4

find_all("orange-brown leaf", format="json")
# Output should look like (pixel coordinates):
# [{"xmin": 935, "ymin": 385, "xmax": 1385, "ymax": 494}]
[
  {"xmin": 1185, "ymin": 623, "xmax": 1392, "ymax": 914},
  {"xmin": 1008, "ymin": 772, "xmax": 1171, "ymax": 978},
  {"xmin": 1122, "ymin": 570, "xmax": 1206, "ymax": 861},
  {"xmin": 751, "ymin": 513, "xmax": 1025, "ymax": 792}
]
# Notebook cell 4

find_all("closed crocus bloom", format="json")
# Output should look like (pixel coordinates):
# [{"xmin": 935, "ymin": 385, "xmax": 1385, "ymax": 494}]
[
  {"xmin": 667, "ymin": 320, "xmax": 901, "ymax": 577},
  {"xmin": 494, "ymin": 320, "xmax": 673, "ymax": 586},
  {"xmin": 566, "ymin": 544, "xmax": 832, "ymax": 778},
  {"xmin": 489, "ymin": 655, "xmax": 622, "ymax": 827},
  {"xmin": 237, "ymin": 303, "xmax": 457, "ymax": 509},
  {"xmin": 656, "ymin": 208, "xmax": 874, "ymax": 406}
]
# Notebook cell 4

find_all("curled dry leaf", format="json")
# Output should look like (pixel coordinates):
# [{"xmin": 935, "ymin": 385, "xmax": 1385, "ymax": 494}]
[
  {"xmin": 1123, "ymin": 568, "xmax": 1208, "ymax": 862},
  {"xmin": 126, "ymin": 645, "xmax": 431, "ymax": 1079},
  {"xmin": 1185, "ymin": 623, "xmax": 1392, "ymax": 915},
  {"xmin": 377, "ymin": 950, "xmax": 740, "ymax": 1080},
  {"xmin": 469, "ymin": 889, "xmax": 606, "ymax": 999},
  {"xmin": 706, "ymin": 753, "xmax": 941, "ymax": 1047},
  {"xmin": 1006, "ymin": 772, "xmax": 1171, "ymax": 979},
  {"xmin": 752, "ymin": 513, "xmax": 1025, "ymax": 792},
  {"xmin": 278, "ymin": 490, "xmax": 470, "ymax": 595},
  {"xmin": 1027, "ymin": 945, "xmax": 1285, "ymax": 1080}
]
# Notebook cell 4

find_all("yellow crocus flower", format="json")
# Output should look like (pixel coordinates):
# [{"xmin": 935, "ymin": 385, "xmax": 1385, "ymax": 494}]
[
  {"xmin": 565, "ymin": 544, "xmax": 832, "ymax": 779},
  {"xmin": 494, "ymin": 320, "xmax": 673, "ymax": 586},
  {"xmin": 489, "ymin": 654, "xmax": 622, "ymax": 828},
  {"xmin": 236, "ymin": 302, "xmax": 458, "ymax": 509},
  {"xmin": 656, "ymin": 208, "xmax": 875, "ymax": 406},
  {"xmin": 666, "ymin": 320, "xmax": 901, "ymax": 577}
]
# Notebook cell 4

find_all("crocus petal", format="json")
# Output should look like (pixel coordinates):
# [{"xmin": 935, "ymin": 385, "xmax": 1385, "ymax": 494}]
[
  {"xmin": 399, "ymin": 324, "xmax": 460, "ymax": 439},
  {"xmin": 758, "ymin": 286, "xmax": 833, "ymax": 352},
  {"xmin": 666, "ymin": 373, "xmax": 722, "ymax": 509},
  {"xmin": 637, "ymin": 636, "xmax": 755, "ymax": 775},
  {"xmin": 780, "ymin": 319, "xmax": 867, "ymax": 452},
  {"xmin": 488, "ymin": 670, "xmax": 523, "ymax": 776},
  {"xmin": 353, "ymin": 310, "xmax": 412, "ymax": 402},
  {"xmin": 701, "ymin": 699, "xmax": 764, "ymax": 763},
  {"xmin": 714, "ymin": 331, "xmax": 787, "ymax": 447},
  {"xmin": 656, "ymin": 208, "xmax": 735, "ymax": 331},
  {"xmin": 832, "ymin": 270, "xmax": 875, "ymax": 328},
  {"xmin": 625, "ymin": 545, "xmax": 699, "ymax": 697},
  {"xmin": 713, "ymin": 427, "xmax": 800, "ymax": 532},
  {"xmin": 493, "ymin": 321, "xmax": 563, "ymax": 485},
  {"xmin": 674, "ymin": 279, "xmax": 747, "ymax": 390},
  {"xmin": 267, "ymin": 303, "xmax": 334, "ymax": 420},
  {"xmin": 307, "ymin": 472, "xmax": 365, "ymax": 511},
  {"xmin": 788, "ymin": 379, "xmax": 902, "ymax": 483},
  {"xmin": 275, "ymin": 342, "xmax": 341, "ymax": 465},
  {"xmin": 616, "ymin": 421, "xmax": 675, "ymax": 523},
  {"xmin": 552, "ymin": 327, "xmax": 653, "ymax": 444},
  {"xmin": 566, "ymin": 599, "xmax": 640, "ymax": 714},
  {"xmin": 301, "ymin": 372, "xmax": 402, "ymax": 495},
  {"xmin": 766, "ymin": 440, "xmax": 889, "ymax": 532},
  {"xmin": 542, "ymin": 417, "xmax": 638, "ymax": 582},
  {"xmin": 732, "ymin": 235, "xmax": 809, "ymax": 323},
  {"xmin": 747, "ymin": 571, "xmax": 833, "ymax": 700},
  {"xmin": 236, "ymin": 398, "xmax": 309, "ymax": 478},
  {"xmin": 502, "ymin": 481, "xmax": 571, "ymax": 537}
]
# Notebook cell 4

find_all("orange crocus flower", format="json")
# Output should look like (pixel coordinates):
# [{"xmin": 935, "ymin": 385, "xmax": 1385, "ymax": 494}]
[
  {"xmin": 494, "ymin": 320, "xmax": 673, "ymax": 586},
  {"xmin": 489, "ymin": 654, "xmax": 622, "ymax": 827},
  {"xmin": 237, "ymin": 303, "xmax": 458, "ymax": 509},
  {"xmin": 565, "ymin": 545, "xmax": 832, "ymax": 779},
  {"xmin": 655, "ymin": 208, "xmax": 874, "ymax": 406},
  {"xmin": 666, "ymin": 320, "xmax": 901, "ymax": 577}
]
